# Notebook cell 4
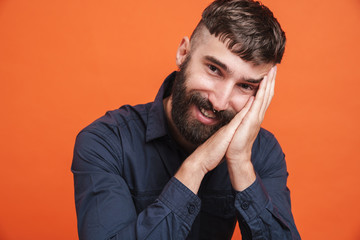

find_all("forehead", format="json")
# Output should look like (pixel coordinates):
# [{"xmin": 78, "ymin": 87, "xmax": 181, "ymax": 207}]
[{"xmin": 190, "ymin": 30, "xmax": 273, "ymax": 78}]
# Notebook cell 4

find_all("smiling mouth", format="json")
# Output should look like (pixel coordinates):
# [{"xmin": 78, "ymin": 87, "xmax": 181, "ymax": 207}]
[{"xmin": 199, "ymin": 106, "xmax": 217, "ymax": 119}]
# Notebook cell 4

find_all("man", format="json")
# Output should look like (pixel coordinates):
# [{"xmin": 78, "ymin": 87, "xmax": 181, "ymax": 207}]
[{"xmin": 72, "ymin": 0, "xmax": 300, "ymax": 239}]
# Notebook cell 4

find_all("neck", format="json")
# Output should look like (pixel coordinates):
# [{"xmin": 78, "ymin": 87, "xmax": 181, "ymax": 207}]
[{"xmin": 163, "ymin": 96, "xmax": 197, "ymax": 153}]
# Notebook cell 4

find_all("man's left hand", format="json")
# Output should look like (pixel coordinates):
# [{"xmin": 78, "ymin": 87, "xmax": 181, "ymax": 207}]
[{"xmin": 226, "ymin": 66, "xmax": 277, "ymax": 191}]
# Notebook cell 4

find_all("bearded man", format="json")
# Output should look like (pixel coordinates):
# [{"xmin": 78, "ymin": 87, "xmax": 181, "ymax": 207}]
[{"xmin": 72, "ymin": 0, "xmax": 301, "ymax": 239}]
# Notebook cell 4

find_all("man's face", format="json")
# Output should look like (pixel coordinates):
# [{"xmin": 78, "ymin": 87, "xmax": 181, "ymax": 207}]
[{"xmin": 171, "ymin": 30, "xmax": 273, "ymax": 145}]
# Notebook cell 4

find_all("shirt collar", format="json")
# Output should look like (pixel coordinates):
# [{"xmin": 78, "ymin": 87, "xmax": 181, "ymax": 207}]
[{"xmin": 145, "ymin": 71, "xmax": 176, "ymax": 142}]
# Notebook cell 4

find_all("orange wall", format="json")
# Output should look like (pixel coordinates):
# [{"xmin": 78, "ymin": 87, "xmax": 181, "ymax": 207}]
[{"xmin": 1, "ymin": 0, "xmax": 360, "ymax": 239}]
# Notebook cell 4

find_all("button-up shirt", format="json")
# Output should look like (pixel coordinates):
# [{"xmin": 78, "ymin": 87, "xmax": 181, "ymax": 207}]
[{"xmin": 72, "ymin": 72, "xmax": 301, "ymax": 239}]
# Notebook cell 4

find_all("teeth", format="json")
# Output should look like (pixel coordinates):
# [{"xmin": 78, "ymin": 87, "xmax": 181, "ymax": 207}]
[{"xmin": 200, "ymin": 107, "xmax": 216, "ymax": 119}]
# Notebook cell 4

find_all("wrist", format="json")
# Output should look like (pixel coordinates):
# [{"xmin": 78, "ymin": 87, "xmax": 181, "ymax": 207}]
[
  {"xmin": 227, "ymin": 160, "xmax": 256, "ymax": 191},
  {"xmin": 175, "ymin": 157, "xmax": 206, "ymax": 194},
  {"xmin": 226, "ymin": 151, "xmax": 251, "ymax": 167}
]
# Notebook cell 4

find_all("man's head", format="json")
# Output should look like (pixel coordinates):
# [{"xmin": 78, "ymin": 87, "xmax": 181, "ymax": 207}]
[
  {"xmin": 191, "ymin": 0, "xmax": 286, "ymax": 65},
  {"xmin": 169, "ymin": 0, "xmax": 285, "ymax": 146}
]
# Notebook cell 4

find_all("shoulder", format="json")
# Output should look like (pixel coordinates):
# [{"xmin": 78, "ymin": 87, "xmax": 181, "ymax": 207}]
[
  {"xmin": 82, "ymin": 103, "xmax": 151, "ymax": 136},
  {"xmin": 74, "ymin": 103, "xmax": 152, "ymax": 156},
  {"xmin": 253, "ymin": 128, "xmax": 281, "ymax": 151},
  {"xmin": 252, "ymin": 128, "xmax": 288, "ymax": 177},
  {"xmin": 77, "ymin": 102, "xmax": 152, "ymax": 142},
  {"xmin": 258, "ymin": 127, "xmax": 276, "ymax": 141},
  {"xmin": 72, "ymin": 103, "xmax": 153, "ymax": 173}
]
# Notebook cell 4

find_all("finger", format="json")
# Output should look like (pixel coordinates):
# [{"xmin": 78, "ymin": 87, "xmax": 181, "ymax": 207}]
[
  {"xmin": 260, "ymin": 66, "xmax": 276, "ymax": 118},
  {"xmin": 204, "ymin": 96, "xmax": 254, "ymax": 148},
  {"xmin": 259, "ymin": 70, "xmax": 272, "ymax": 116},
  {"xmin": 265, "ymin": 67, "xmax": 276, "ymax": 110},
  {"xmin": 248, "ymin": 74, "xmax": 267, "ymax": 115}
]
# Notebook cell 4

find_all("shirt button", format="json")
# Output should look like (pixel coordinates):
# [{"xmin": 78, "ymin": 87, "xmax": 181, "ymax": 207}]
[
  {"xmin": 188, "ymin": 203, "xmax": 196, "ymax": 214},
  {"xmin": 241, "ymin": 201, "xmax": 250, "ymax": 210}
]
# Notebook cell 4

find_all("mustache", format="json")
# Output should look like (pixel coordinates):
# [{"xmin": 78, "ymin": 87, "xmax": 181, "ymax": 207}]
[{"xmin": 188, "ymin": 92, "xmax": 235, "ymax": 124}]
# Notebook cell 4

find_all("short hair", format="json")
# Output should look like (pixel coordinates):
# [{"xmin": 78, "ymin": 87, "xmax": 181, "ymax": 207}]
[{"xmin": 190, "ymin": 0, "xmax": 286, "ymax": 65}]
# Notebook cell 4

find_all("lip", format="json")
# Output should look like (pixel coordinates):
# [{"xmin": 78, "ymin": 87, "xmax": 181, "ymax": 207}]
[{"xmin": 192, "ymin": 105, "xmax": 219, "ymax": 125}]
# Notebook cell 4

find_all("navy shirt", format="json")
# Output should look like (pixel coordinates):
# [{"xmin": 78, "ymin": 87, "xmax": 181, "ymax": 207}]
[{"xmin": 72, "ymin": 72, "xmax": 300, "ymax": 239}]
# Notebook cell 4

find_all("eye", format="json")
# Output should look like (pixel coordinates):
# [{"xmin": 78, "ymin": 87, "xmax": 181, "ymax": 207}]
[
  {"xmin": 208, "ymin": 64, "xmax": 220, "ymax": 74},
  {"xmin": 238, "ymin": 83, "xmax": 255, "ymax": 91}
]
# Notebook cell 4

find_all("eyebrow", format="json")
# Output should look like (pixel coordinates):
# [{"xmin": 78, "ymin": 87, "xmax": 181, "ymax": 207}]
[
  {"xmin": 204, "ymin": 55, "xmax": 264, "ymax": 84},
  {"xmin": 243, "ymin": 77, "xmax": 264, "ymax": 84},
  {"xmin": 204, "ymin": 55, "xmax": 231, "ymax": 74}
]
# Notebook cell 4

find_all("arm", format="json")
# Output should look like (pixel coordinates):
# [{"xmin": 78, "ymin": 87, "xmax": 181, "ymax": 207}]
[
  {"xmin": 72, "ymin": 129, "xmax": 200, "ymax": 240},
  {"xmin": 234, "ymin": 133, "xmax": 300, "ymax": 239},
  {"xmin": 225, "ymin": 66, "xmax": 300, "ymax": 238}
]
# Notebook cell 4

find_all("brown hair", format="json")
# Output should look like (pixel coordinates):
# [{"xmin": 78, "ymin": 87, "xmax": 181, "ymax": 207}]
[{"xmin": 191, "ymin": 0, "xmax": 286, "ymax": 65}]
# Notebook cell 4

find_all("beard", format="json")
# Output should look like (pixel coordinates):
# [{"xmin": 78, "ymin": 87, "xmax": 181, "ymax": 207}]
[{"xmin": 170, "ymin": 56, "xmax": 236, "ymax": 146}]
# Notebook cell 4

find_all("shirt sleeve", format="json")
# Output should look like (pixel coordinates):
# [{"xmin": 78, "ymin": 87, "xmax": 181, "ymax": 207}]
[
  {"xmin": 71, "ymin": 129, "xmax": 201, "ymax": 240},
  {"xmin": 234, "ymin": 132, "xmax": 301, "ymax": 239}
]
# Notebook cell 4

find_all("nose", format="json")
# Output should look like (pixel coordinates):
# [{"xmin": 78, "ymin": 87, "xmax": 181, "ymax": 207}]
[{"xmin": 208, "ymin": 81, "xmax": 233, "ymax": 111}]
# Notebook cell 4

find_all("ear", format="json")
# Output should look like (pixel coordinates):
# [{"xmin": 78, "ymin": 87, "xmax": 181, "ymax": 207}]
[{"xmin": 176, "ymin": 37, "xmax": 190, "ymax": 68}]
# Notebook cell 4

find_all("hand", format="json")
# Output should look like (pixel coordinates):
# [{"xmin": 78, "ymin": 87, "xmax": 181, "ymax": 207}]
[
  {"xmin": 191, "ymin": 96, "xmax": 255, "ymax": 173},
  {"xmin": 175, "ymin": 95, "xmax": 254, "ymax": 193},
  {"xmin": 226, "ymin": 66, "xmax": 277, "ymax": 190}
]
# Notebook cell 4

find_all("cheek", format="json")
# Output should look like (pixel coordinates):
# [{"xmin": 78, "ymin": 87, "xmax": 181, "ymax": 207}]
[
  {"xmin": 231, "ymin": 94, "xmax": 252, "ymax": 113},
  {"xmin": 185, "ymin": 74, "xmax": 216, "ymax": 93}
]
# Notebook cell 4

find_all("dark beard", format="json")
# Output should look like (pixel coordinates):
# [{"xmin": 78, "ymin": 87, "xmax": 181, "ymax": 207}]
[{"xmin": 170, "ymin": 57, "xmax": 235, "ymax": 145}]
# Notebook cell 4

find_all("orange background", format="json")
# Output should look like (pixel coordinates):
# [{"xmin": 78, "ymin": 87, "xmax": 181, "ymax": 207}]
[{"xmin": 1, "ymin": 0, "xmax": 360, "ymax": 239}]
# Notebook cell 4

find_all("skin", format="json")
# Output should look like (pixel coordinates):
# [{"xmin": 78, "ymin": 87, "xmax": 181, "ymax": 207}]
[{"xmin": 163, "ymin": 28, "xmax": 277, "ymax": 193}]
